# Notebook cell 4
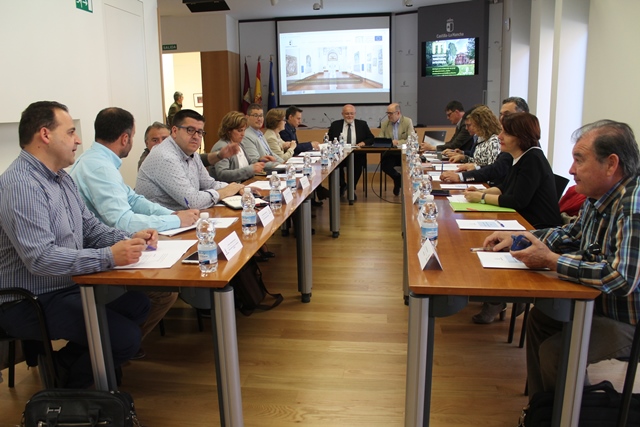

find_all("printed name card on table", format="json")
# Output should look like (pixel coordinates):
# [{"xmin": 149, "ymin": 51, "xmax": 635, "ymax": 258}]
[
  {"xmin": 257, "ymin": 205, "xmax": 275, "ymax": 227},
  {"xmin": 412, "ymin": 191, "xmax": 419, "ymax": 205},
  {"xmin": 282, "ymin": 187, "xmax": 294, "ymax": 204},
  {"xmin": 417, "ymin": 239, "xmax": 442, "ymax": 270},
  {"xmin": 298, "ymin": 176, "xmax": 310, "ymax": 190},
  {"xmin": 218, "ymin": 231, "xmax": 243, "ymax": 260}
]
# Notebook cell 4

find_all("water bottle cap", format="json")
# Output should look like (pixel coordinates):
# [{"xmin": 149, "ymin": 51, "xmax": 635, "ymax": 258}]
[
  {"xmin": 272, "ymin": 171, "xmax": 277, "ymax": 176},
  {"xmin": 199, "ymin": 212, "xmax": 210, "ymax": 219},
  {"xmin": 244, "ymin": 187, "xmax": 251, "ymax": 194},
  {"xmin": 426, "ymin": 195, "xmax": 435, "ymax": 201}
]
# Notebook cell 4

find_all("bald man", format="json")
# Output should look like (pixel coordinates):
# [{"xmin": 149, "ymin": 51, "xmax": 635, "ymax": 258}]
[{"xmin": 327, "ymin": 104, "xmax": 374, "ymax": 195}]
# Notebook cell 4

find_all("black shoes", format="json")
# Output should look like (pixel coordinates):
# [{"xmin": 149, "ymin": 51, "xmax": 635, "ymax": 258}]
[{"xmin": 393, "ymin": 177, "xmax": 401, "ymax": 196}]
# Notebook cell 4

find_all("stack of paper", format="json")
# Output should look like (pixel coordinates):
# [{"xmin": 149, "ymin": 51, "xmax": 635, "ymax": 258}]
[{"xmin": 115, "ymin": 240, "xmax": 197, "ymax": 269}]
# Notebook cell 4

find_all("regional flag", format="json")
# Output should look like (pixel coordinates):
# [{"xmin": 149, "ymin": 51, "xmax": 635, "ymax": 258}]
[
  {"xmin": 242, "ymin": 60, "xmax": 252, "ymax": 114},
  {"xmin": 254, "ymin": 60, "xmax": 262, "ymax": 104},
  {"xmin": 268, "ymin": 58, "xmax": 276, "ymax": 111}
]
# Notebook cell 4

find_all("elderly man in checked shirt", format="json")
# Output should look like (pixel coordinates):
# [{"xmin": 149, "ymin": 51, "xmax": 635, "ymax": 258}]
[
  {"xmin": 483, "ymin": 120, "xmax": 640, "ymax": 400},
  {"xmin": 0, "ymin": 101, "xmax": 153, "ymax": 388}
]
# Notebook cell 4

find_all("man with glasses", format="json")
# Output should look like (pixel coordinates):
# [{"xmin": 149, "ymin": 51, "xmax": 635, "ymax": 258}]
[
  {"xmin": 421, "ymin": 100, "xmax": 473, "ymax": 152},
  {"xmin": 327, "ymin": 104, "xmax": 374, "ymax": 196},
  {"xmin": 440, "ymin": 98, "xmax": 529, "ymax": 185},
  {"xmin": 137, "ymin": 109, "xmax": 243, "ymax": 210},
  {"xmin": 241, "ymin": 103, "xmax": 282, "ymax": 171},
  {"xmin": 380, "ymin": 103, "xmax": 414, "ymax": 195}
]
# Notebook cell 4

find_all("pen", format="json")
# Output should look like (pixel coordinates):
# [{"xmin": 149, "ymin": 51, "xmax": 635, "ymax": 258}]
[
  {"xmin": 184, "ymin": 197, "xmax": 190, "ymax": 208},
  {"xmin": 496, "ymin": 220, "xmax": 505, "ymax": 228},
  {"xmin": 124, "ymin": 236, "xmax": 156, "ymax": 251}
]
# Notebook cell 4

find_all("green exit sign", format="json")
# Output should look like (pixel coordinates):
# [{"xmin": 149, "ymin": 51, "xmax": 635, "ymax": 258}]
[
  {"xmin": 162, "ymin": 44, "xmax": 178, "ymax": 51},
  {"xmin": 75, "ymin": 0, "xmax": 93, "ymax": 13}
]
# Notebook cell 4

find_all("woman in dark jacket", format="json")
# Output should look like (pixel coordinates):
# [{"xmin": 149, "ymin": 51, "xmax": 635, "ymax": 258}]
[{"xmin": 464, "ymin": 112, "xmax": 562, "ymax": 323}]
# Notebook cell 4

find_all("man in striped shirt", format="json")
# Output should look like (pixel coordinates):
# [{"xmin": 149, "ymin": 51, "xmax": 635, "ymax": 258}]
[
  {"xmin": 0, "ymin": 101, "xmax": 154, "ymax": 388},
  {"xmin": 483, "ymin": 120, "xmax": 640, "ymax": 399}
]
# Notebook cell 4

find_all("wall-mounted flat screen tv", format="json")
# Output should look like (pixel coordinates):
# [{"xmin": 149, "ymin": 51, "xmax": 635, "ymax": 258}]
[{"xmin": 422, "ymin": 37, "xmax": 478, "ymax": 77}]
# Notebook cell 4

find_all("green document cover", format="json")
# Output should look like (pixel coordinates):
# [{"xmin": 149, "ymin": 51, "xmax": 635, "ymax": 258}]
[{"xmin": 449, "ymin": 202, "xmax": 516, "ymax": 212}]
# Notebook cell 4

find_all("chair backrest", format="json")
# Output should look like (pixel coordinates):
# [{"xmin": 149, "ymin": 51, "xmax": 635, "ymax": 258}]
[
  {"xmin": 554, "ymin": 174, "xmax": 570, "ymax": 202},
  {"xmin": 0, "ymin": 288, "xmax": 59, "ymax": 388}
]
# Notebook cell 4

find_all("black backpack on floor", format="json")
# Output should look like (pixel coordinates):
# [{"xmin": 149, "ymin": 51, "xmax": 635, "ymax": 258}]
[{"xmin": 230, "ymin": 258, "xmax": 283, "ymax": 316}]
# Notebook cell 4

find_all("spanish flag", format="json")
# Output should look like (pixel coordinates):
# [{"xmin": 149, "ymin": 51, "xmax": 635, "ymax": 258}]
[
  {"xmin": 242, "ymin": 59, "xmax": 252, "ymax": 114},
  {"xmin": 254, "ymin": 60, "xmax": 262, "ymax": 104}
]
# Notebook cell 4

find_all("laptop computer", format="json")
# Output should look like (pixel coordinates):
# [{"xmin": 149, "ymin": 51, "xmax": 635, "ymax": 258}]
[
  {"xmin": 371, "ymin": 137, "xmax": 394, "ymax": 148},
  {"xmin": 423, "ymin": 130, "xmax": 447, "ymax": 143}
]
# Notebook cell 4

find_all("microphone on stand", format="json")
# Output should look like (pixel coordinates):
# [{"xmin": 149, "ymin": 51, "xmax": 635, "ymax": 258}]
[
  {"xmin": 324, "ymin": 112, "xmax": 334, "ymax": 123},
  {"xmin": 378, "ymin": 114, "xmax": 387, "ymax": 128}
]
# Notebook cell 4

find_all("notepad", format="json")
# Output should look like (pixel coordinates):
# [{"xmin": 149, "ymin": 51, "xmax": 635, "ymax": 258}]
[
  {"xmin": 221, "ymin": 196, "xmax": 267, "ymax": 210},
  {"xmin": 476, "ymin": 252, "xmax": 530, "ymax": 269},
  {"xmin": 456, "ymin": 219, "xmax": 526, "ymax": 231}
]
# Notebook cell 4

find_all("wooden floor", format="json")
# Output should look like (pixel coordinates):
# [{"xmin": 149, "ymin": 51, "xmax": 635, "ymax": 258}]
[{"xmin": 0, "ymin": 174, "xmax": 633, "ymax": 426}]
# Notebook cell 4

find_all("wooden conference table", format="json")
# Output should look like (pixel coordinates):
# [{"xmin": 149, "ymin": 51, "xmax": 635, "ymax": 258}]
[
  {"xmin": 401, "ymin": 159, "xmax": 600, "ymax": 426},
  {"xmin": 72, "ymin": 152, "xmax": 349, "ymax": 427}
]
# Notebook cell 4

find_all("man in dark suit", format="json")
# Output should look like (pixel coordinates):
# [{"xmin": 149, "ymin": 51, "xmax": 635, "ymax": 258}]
[
  {"xmin": 421, "ymin": 100, "xmax": 474, "ymax": 152},
  {"xmin": 280, "ymin": 106, "xmax": 320, "ymax": 156},
  {"xmin": 328, "ymin": 104, "xmax": 375, "ymax": 195}
]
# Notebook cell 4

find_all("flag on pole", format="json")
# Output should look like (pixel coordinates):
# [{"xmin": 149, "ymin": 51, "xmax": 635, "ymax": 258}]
[
  {"xmin": 242, "ymin": 59, "xmax": 252, "ymax": 114},
  {"xmin": 268, "ymin": 57, "xmax": 276, "ymax": 111},
  {"xmin": 254, "ymin": 59, "xmax": 262, "ymax": 104}
]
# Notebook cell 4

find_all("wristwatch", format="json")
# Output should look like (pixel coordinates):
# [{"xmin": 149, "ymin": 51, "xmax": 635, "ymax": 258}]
[
  {"xmin": 216, "ymin": 151, "xmax": 223, "ymax": 160},
  {"xmin": 480, "ymin": 193, "xmax": 486, "ymax": 204}
]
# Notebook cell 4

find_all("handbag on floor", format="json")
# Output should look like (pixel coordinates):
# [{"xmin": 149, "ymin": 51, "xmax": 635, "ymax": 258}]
[
  {"xmin": 21, "ymin": 389, "xmax": 141, "ymax": 427},
  {"xmin": 519, "ymin": 320, "xmax": 640, "ymax": 427}
]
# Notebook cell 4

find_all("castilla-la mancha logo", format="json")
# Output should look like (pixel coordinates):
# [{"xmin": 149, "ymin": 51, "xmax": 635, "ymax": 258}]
[{"xmin": 446, "ymin": 18, "xmax": 454, "ymax": 32}]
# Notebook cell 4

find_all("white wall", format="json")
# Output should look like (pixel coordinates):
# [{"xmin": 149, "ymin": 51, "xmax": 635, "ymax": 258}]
[
  {"xmin": 162, "ymin": 52, "xmax": 204, "ymax": 117},
  {"xmin": 583, "ymin": 0, "xmax": 640, "ymax": 132},
  {"xmin": 160, "ymin": 14, "xmax": 238, "ymax": 53},
  {"xmin": 0, "ymin": 0, "xmax": 163, "ymax": 186}
]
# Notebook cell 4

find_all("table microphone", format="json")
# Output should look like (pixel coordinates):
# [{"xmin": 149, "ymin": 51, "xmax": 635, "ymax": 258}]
[{"xmin": 324, "ymin": 113, "xmax": 334, "ymax": 123}]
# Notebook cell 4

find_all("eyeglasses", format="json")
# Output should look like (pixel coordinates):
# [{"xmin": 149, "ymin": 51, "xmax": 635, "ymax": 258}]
[
  {"xmin": 249, "ymin": 114, "xmax": 264, "ymax": 118},
  {"xmin": 177, "ymin": 126, "xmax": 206, "ymax": 137},
  {"xmin": 386, "ymin": 111, "xmax": 396, "ymax": 116}
]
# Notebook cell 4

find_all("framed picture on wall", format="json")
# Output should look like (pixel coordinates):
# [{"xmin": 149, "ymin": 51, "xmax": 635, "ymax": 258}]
[{"xmin": 193, "ymin": 93, "xmax": 203, "ymax": 107}]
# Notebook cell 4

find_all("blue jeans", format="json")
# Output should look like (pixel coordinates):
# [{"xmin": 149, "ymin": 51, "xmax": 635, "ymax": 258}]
[{"xmin": 0, "ymin": 285, "xmax": 149, "ymax": 388}]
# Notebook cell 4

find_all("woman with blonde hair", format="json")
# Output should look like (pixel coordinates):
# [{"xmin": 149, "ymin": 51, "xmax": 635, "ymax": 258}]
[
  {"xmin": 264, "ymin": 109, "xmax": 296, "ymax": 161},
  {"xmin": 448, "ymin": 105, "xmax": 501, "ymax": 167},
  {"xmin": 210, "ymin": 111, "xmax": 265, "ymax": 182}
]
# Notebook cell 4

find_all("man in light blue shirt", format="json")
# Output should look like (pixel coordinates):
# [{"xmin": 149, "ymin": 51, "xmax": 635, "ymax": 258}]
[
  {"xmin": 70, "ymin": 109, "xmax": 199, "ymax": 233},
  {"xmin": 70, "ymin": 108, "xmax": 199, "ymax": 358}
]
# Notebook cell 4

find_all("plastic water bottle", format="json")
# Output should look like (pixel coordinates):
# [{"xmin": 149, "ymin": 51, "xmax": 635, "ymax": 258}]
[
  {"xmin": 195, "ymin": 212, "xmax": 217, "ymax": 274},
  {"xmin": 420, "ymin": 200, "xmax": 438, "ymax": 248},
  {"xmin": 417, "ymin": 180, "xmax": 430, "ymax": 208},
  {"xmin": 411, "ymin": 166, "xmax": 422, "ymax": 193},
  {"xmin": 328, "ymin": 138, "xmax": 336, "ymax": 161},
  {"xmin": 286, "ymin": 163, "xmax": 297, "ymax": 190},
  {"xmin": 426, "ymin": 194, "xmax": 438, "ymax": 218},
  {"xmin": 302, "ymin": 153, "xmax": 312, "ymax": 177},
  {"xmin": 269, "ymin": 171, "xmax": 282, "ymax": 211},
  {"xmin": 241, "ymin": 187, "xmax": 257, "ymax": 236},
  {"xmin": 323, "ymin": 133, "xmax": 329, "ymax": 145},
  {"xmin": 320, "ymin": 147, "xmax": 329, "ymax": 170}
]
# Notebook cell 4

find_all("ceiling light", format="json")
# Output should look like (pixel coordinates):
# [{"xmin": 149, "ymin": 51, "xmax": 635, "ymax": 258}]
[{"xmin": 313, "ymin": 0, "xmax": 323, "ymax": 11}]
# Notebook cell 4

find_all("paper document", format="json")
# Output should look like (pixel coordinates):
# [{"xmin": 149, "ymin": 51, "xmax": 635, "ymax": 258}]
[
  {"xmin": 248, "ymin": 181, "xmax": 287, "ymax": 191},
  {"xmin": 456, "ymin": 219, "xmax": 526, "ymax": 231},
  {"xmin": 476, "ymin": 252, "xmax": 529, "ymax": 270},
  {"xmin": 286, "ymin": 157, "xmax": 306, "ymax": 163},
  {"xmin": 159, "ymin": 225, "xmax": 196, "ymax": 237},
  {"xmin": 440, "ymin": 183, "xmax": 472, "ymax": 189},
  {"xmin": 115, "ymin": 240, "xmax": 197, "ymax": 269},
  {"xmin": 447, "ymin": 195, "xmax": 468, "ymax": 203}
]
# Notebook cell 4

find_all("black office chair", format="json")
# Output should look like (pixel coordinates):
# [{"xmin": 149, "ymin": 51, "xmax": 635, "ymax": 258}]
[
  {"xmin": 507, "ymin": 174, "xmax": 571, "ymax": 347},
  {"xmin": 0, "ymin": 324, "xmax": 17, "ymax": 387},
  {"xmin": 0, "ymin": 288, "xmax": 59, "ymax": 389}
]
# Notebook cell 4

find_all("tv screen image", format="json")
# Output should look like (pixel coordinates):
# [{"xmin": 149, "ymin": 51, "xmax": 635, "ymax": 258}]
[
  {"xmin": 422, "ymin": 37, "xmax": 477, "ymax": 77},
  {"xmin": 277, "ymin": 16, "xmax": 391, "ymax": 106}
]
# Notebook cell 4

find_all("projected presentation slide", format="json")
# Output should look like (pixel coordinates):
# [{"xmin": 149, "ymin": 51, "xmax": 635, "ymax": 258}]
[{"xmin": 278, "ymin": 28, "xmax": 390, "ymax": 100}]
